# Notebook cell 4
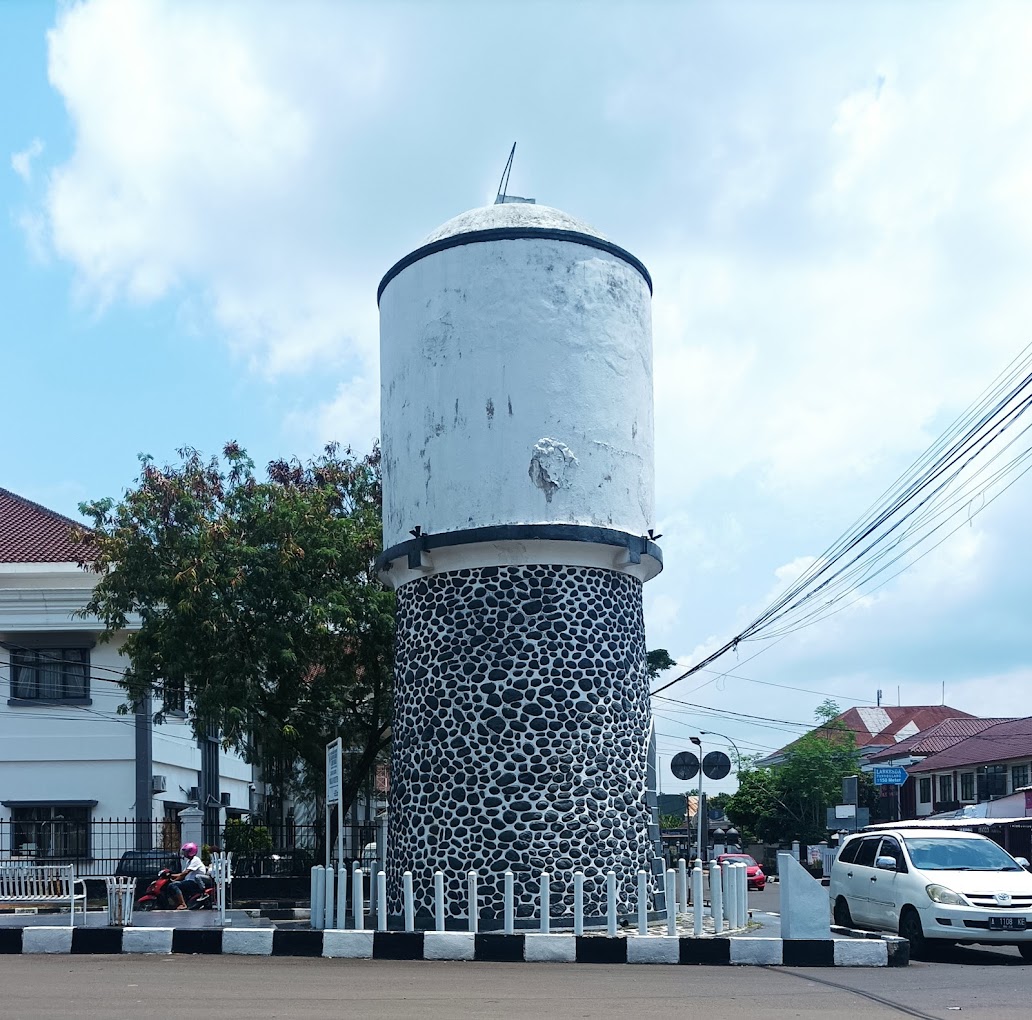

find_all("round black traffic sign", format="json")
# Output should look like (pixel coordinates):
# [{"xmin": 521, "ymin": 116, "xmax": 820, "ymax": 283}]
[
  {"xmin": 670, "ymin": 751, "xmax": 700, "ymax": 781},
  {"xmin": 703, "ymin": 750, "xmax": 731, "ymax": 780}
]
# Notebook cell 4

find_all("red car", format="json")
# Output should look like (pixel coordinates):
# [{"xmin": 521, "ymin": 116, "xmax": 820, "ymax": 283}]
[{"xmin": 716, "ymin": 853, "xmax": 766, "ymax": 891}]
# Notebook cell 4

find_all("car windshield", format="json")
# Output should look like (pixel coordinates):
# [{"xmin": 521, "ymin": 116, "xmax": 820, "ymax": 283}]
[
  {"xmin": 904, "ymin": 836, "xmax": 1022, "ymax": 872},
  {"xmin": 723, "ymin": 855, "xmax": 758, "ymax": 867}
]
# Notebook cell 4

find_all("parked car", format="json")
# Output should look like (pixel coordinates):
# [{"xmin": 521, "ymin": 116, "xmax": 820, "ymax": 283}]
[
  {"xmin": 114, "ymin": 850, "xmax": 180, "ymax": 880},
  {"xmin": 828, "ymin": 828, "xmax": 1032, "ymax": 958},
  {"xmin": 715, "ymin": 853, "xmax": 766, "ymax": 891}
]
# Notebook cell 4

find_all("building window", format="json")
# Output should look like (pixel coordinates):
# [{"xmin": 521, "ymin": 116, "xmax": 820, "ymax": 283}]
[
  {"xmin": 919, "ymin": 778, "xmax": 932, "ymax": 804},
  {"xmin": 938, "ymin": 775, "xmax": 953, "ymax": 804},
  {"xmin": 8, "ymin": 804, "xmax": 91, "ymax": 859},
  {"xmin": 11, "ymin": 648, "xmax": 89, "ymax": 701},
  {"xmin": 1012, "ymin": 764, "xmax": 1030, "ymax": 792},
  {"xmin": 978, "ymin": 765, "xmax": 1008, "ymax": 800},
  {"xmin": 960, "ymin": 772, "xmax": 975, "ymax": 801}
]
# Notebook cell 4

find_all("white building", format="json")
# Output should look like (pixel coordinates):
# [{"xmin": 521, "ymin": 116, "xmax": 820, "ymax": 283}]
[{"xmin": 0, "ymin": 487, "xmax": 251, "ymax": 874}]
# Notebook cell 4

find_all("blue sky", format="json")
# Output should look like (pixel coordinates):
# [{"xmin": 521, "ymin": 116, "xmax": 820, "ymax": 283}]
[{"xmin": 3, "ymin": 0, "xmax": 1032, "ymax": 790}]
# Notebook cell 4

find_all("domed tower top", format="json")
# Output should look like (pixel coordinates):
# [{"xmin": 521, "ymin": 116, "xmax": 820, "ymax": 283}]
[
  {"xmin": 378, "ymin": 202, "xmax": 651, "ymax": 304},
  {"xmin": 376, "ymin": 196, "xmax": 660, "ymax": 587}
]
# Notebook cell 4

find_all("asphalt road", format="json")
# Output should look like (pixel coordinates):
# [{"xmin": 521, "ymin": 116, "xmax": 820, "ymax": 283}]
[{"xmin": 1, "ymin": 948, "xmax": 1029, "ymax": 1020}]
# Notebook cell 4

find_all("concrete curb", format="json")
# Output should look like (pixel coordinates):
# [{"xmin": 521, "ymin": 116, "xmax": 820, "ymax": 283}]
[{"xmin": 0, "ymin": 927, "xmax": 906, "ymax": 966}]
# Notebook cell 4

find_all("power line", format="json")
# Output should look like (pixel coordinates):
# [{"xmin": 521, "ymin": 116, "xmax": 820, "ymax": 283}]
[{"xmin": 650, "ymin": 343, "xmax": 1032, "ymax": 697}]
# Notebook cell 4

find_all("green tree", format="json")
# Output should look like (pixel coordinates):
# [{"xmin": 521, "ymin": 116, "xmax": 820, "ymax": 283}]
[
  {"xmin": 75, "ymin": 442, "xmax": 394, "ymax": 817},
  {"xmin": 646, "ymin": 648, "xmax": 676, "ymax": 681},
  {"xmin": 814, "ymin": 698, "xmax": 842, "ymax": 725},
  {"xmin": 723, "ymin": 726, "xmax": 865, "ymax": 845}
]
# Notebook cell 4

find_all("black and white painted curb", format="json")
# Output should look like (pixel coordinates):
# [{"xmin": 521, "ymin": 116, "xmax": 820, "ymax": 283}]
[{"xmin": 0, "ymin": 928, "xmax": 907, "ymax": 966}]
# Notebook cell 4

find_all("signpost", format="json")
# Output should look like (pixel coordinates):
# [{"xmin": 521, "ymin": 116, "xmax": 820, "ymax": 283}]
[
  {"xmin": 326, "ymin": 738, "xmax": 343, "ymax": 871},
  {"xmin": 873, "ymin": 766, "xmax": 909, "ymax": 786},
  {"xmin": 873, "ymin": 766, "xmax": 908, "ymax": 822}
]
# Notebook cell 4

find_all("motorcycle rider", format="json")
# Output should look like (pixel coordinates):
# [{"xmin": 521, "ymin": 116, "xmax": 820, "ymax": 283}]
[{"xmin": 168, "ymin": 842, "xmax": 208, "ymax": 910}]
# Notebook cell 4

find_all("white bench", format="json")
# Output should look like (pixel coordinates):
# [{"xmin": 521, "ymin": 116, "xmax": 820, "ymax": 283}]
[{"xmin": 0, "ymin": 864, "xmax": 87, "ymax": 927}]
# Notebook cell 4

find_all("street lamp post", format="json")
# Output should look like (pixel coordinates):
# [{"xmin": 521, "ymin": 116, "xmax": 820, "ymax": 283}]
[
  {"xmin": 690, "ymin": 736, "xmax": 703, "ymax": 865},
  {"xmin": 699, "ymin": 730, "xmax": 743, "ymax": 770}
]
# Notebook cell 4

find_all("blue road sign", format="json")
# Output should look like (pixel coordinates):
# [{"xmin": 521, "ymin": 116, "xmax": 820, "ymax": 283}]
[{"xmin": 873, "ymin": 766, "xmax": 909, "ymax": 786}]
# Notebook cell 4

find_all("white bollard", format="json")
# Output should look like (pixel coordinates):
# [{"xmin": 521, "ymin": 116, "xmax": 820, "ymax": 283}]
[
  {"xmin": 504, "ymin": 871, "xmax": 515, "ymax": 935},
  {"xmin": 692, "ymin": 861, "xmax": 704, "ymax": 937},
  {"xmin": 403, "ymin": 871, "xmax": 415, "ymax": 932},
  {"xmin": 352, "ymin": 862, "xmax": 364, "ymax": 931},
  {"xmin": 727, "ymin": 864, "xmax": 739, "ymax": 930},
  {"xmin": 311, "ymin": 866, "xmax": 325, "ymax": 930},
  {"xmin": 337, "ymin": 865, "xmax": 348, "ymax": 931},
  {"xmin": 468, "ymin": 871, "xmax": 478, "ymax": 933},
  {"xmin": 434, "ymin": 870, "xmax": 446, "ymax": 931},
  {"xmin": 606, "ymin": 871, "xmax": 617, "ymax": 937},
  {"xmin": 540, "ymin": 872, "xmax": 550, "ymax": 934},
  {"xmin": 722, "ymin": 861, "xmax": 733, "ymax": 927},
  {"xmin": 665, "ymin": 869, "xmax": 677, "ymax": 936},
  {"xmin": 738, "ymin": 863, "xmax": 748, "ymax": 929},
  {"xmin": 324, "ymin": 864, "xmax": 336, "ymax": 930},
  {"xmin": 678, "ymin": 857, "xmax": 688, "ymax": 914},
  {"xmin": 377, "ymin": 870, "xmax": 387, "ymax": 931},
  {"xmin": 637, "ymin": 870, "xmax": 648, "ymax": 935},
  {"xmin": 709, "ymin": 861, "xmax": 723, "ymax": 935},
  {"xmin": 573, "ymin": 872, "xmax": 584, "ymax": 936}
]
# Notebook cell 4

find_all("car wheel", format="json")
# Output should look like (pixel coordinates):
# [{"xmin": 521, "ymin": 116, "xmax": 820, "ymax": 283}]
[
  {"xmin": 833, "ymin": 896, "xmax": 854, "ymax": 928},
  {"xmin": 899, "ymin": 907, "xmax": 927, "ymax": 958},
  {"xmin": 1018, "ymin": 944, "xmax": 1032, "ymax": 962}
]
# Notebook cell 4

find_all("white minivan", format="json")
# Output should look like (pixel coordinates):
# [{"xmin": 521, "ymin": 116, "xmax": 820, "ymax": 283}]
[{"xmin": 828, "ymin": 828, "xmax": 1032, "ymax": 958}]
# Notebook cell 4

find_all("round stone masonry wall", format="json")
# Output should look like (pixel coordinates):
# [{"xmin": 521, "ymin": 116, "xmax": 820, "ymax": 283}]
[{"xmin": 386, "ymin": 563, "xmax": 658, "ymax": 925}]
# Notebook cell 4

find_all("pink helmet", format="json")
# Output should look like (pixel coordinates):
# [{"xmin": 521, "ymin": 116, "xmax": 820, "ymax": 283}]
[{"xmin": 180, "ymin": 842, "xmax": 198, "ymax": 857}]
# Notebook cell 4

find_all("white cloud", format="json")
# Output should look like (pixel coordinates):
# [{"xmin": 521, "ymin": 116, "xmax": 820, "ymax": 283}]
[
  {"xmin": 11, "ymin": 138, "xmax": 44, "ymax": 183},
  {"xmin": 40, "ymin": 0, "xmax": 390, "ymax": 374}
]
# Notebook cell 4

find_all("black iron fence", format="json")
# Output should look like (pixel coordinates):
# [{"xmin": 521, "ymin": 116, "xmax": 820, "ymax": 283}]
[{"xmin": 0, "ymin": 817, "xmax": 382, "ymax": 878}]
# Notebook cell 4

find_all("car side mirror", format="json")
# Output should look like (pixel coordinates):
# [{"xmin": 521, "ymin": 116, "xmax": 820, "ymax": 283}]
[
  {"xmin": 875, "ymin": 855, "xmax": 898, "ymax": 871},
  {"xmin": 1015, "ymin": 856, "xmax": 1031, "ymax": 871}
]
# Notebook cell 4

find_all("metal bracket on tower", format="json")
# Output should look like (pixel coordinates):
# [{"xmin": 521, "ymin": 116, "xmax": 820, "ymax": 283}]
[{"xmin": 406, "ymin": 528, "xmax": 433, "ymax": 571}]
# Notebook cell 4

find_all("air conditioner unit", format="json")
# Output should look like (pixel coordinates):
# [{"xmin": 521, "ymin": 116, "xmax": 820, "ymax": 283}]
[
  {"xmin": 151, "ymin": 774, "xmax": 167, "ymax": 794},
  {"xmin": 220, "ymin": 792, "xmax": 231, "ymax": 807},
  {"xmin": 188, "ymin": 786, "xmax": 200, "ymax": 803}
]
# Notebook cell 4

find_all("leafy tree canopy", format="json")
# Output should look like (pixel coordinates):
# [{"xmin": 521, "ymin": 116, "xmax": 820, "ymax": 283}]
[
  {"xmin": 723, "ymin": 724, "xmax": 874, "ymax": 845},
  {"xmin": 646, "ymin": 648, "xmax": 676, "ymax": 681},
  {"xmin": 75, "ymin": 441, "xmax": 394, "ymax": 816}
]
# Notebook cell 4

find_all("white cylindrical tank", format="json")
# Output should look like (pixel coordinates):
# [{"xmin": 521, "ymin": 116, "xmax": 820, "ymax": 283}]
[{"xmin": 378, "ymin": 202, "xmax": 659, "ymax": 585}]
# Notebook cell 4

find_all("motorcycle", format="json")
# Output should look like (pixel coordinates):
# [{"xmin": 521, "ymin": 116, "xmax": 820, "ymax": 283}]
[{"xmin": 136, "ymin": 868, "xmax": 215, "ymax": 911}]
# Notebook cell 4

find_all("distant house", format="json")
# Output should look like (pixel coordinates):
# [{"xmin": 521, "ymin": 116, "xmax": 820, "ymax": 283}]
[
  {"xmin": 864, "ymin": 716, "xmax": 1010, "ymax": 819},
  {"xmin": 758, "ymin": 705, "xmax": 975, "ymax": 769},
  {"xmin": 0, "ymin": 487, "xmax": 251, "ymax": 874},
  {"xmin": 904, "ymin": 717, "xmax": 1032, "ymax": 819}
]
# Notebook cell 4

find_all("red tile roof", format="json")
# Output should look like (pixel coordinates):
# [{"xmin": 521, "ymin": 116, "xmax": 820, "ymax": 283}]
[
  {"xmin": 0, "ymin": 487, "xmax": 92, "ymax": 564},
  {"xmin": 907, "ymin": 717, "xmax": 1032, "ymax": 774},
  {"xmin": 835, "ymin": 705, "xmax": 977, "ymax": 749},
  {"xmin": 867, "ymin": 717, "xmax": 1014, "ymax": 763},
  {"xmin": 759, "ymin": 705, "xmax": 977, "ymax": 765}
]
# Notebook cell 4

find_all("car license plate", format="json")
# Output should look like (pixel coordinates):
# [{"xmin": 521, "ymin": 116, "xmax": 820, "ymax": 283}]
[{"xmin": 988, "ymin": 916, "xmax": 1027, "ymax": 931}]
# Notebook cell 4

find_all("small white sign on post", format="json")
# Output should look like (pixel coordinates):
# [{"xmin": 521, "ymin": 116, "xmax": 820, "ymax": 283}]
[{"xmin": 326, "ymin": 738, "xmax": 343, "ymax": 871}]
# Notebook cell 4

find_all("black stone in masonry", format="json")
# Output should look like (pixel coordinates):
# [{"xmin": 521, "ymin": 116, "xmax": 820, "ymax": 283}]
[{"xmin": 386, "ymin": 564, "xmax": 659, "ymax": 923}]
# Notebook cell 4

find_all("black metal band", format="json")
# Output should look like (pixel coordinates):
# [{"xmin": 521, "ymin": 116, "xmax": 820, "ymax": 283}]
[
  {"xmin": 377, "ymin": 227, "xmax": 653, "ymax": 304},
  {"xmin": 376, "ymin": 523, "xmax": 663, "ymax": 573}
]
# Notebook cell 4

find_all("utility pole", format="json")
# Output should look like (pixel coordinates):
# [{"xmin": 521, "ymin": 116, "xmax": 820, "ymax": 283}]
[{"xmin": 691, "ymin": 735, "xmax": 704, "ymax": 864}]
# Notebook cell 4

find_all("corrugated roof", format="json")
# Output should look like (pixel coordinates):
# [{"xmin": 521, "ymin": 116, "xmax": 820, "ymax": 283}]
[
  {"xmin": 759, "ymin": 705, "xmax": 975, "ymax": 765},
  {"xmin": 907, "ymin": 717, "xmax": 1032, "ymax": 774},
  {"xmin": 0, "ymin": 487, "xmax": 92, "ymax": 564},
  {"xmin": 867, "ymin": 717, "xmax": 1013, "ymax": 763},
  {"xmin": 838, "ymin": 705, "xmax": 976, "ymax": 748}
]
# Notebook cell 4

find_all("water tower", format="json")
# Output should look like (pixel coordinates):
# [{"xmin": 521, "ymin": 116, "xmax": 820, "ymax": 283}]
[{"xmin": 377, "ymin": 193, "xmax": 664, "ymax": 925}]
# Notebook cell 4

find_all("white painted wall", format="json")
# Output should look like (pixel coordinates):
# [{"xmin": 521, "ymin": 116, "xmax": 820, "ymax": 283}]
[
  {"xmin": 380, "ymin": 214, "xmax": 655, "ymax": 554},
  {"xmin": 1, "ymin": 562, "xmax": 253, "ymax": 830}
]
